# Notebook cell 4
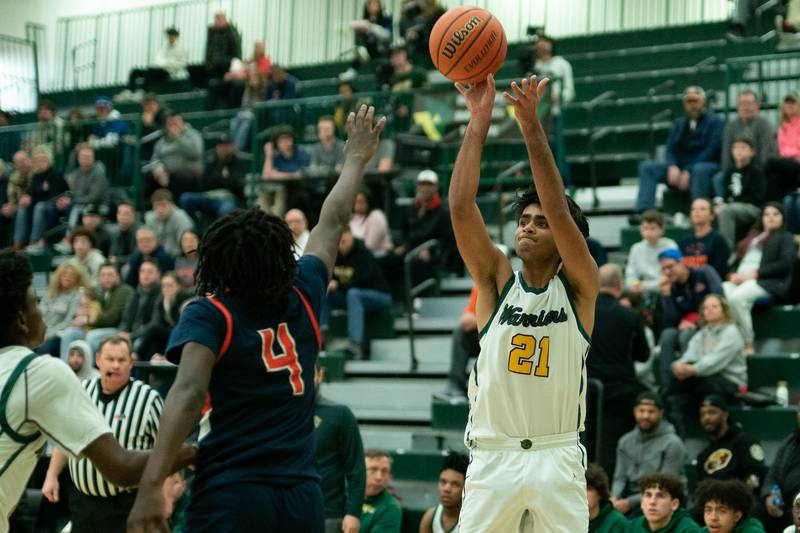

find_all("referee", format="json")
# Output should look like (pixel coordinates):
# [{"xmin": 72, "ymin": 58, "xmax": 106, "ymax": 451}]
[{"xmin": 41, "ymin": 335, "xmax": 163, "ymax": 533}]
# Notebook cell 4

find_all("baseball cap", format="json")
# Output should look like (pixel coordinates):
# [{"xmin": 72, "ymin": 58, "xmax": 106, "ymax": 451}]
[
  {"xmin": 784, "ymin": 91, "xmax": 798, "ymax": 102},
  {"xmin": 634, "ymin": 391, "xmax": 663, "ymax": 409},
  {"xmin": 701, "ymin": 395, "xmax": 728, "ymax": 411},
  {"xmin": 417, "ymin": 169, "xmax": 438, "ymax": 185},
  {"xmin": 658, "ymin": 248, "xmax": 683, "ymax": 262},
  {"xmin": 683, "ymin": 86, "xmax": 706, "ymax": 100},
  {"xmin": 82, "ymin": 204, "xmax": 101, "ymax": 216},
  {"xmin": 95, "ymin": 97, "xmax": 113, "ymax": 108},
  {"xmin": 166, "ymin": 27, "xmax": 180, "ymax": 37},
  {"xmin": 216, "ymin": 133, "xmax": 234, "ymax": 144}
]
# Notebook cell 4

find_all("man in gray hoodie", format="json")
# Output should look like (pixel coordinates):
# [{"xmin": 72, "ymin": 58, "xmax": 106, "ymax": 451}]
[
  {"xmin": 611, "ymin": 391, "xmax": 688, "ymax": 517},
  {"xmin": 144, "ymin": 112, "xmax": 204, "ymax": 199},
  {"xmin": 65, "ymin": 145, "xmax": 109, "ymax": 227}
]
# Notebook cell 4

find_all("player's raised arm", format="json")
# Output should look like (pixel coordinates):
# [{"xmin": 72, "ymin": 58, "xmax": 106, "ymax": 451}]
[
  {"xmin": 502, "ymin": 76, "xmax": 598, "ymax": 305},
  {"xmin": 449, "ymin": 75, "xmax": 513, "ymax": 305},
  {"xmin": 304, "ymin": 105, "xmax": 385, "ymax": 278}
]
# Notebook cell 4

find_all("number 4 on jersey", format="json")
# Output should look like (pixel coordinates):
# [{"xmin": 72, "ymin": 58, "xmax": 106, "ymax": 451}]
[
  {"xmin": 508, "ymin": 334, "xmax": 550, "ymax": 377},
  {"xmin": 257, "ymin": 324, "xmax": 304, "ymax": 395}
]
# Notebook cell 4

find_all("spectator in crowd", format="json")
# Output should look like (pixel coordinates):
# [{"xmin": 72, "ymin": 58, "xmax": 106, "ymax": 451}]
[
  {"xmin": 144, "ymin": 112, "xmax": 204, "ymax": 199},
  {"xmin": 308, "ymin": 116, "xmax": 346, "ymax": 176},
  {"xmin": 588, "ymin": 237, "xmax": 609, "ymax": 267},
  {"xmin": 65, "ymin": 339, "xmax": 99, "ymax": 380},
  {"xmin": 89, "ymin": 97, "xmax": 129, "ymax": 150},
  {"xmin": 695, "ymin": 479, "xmax": 766, "ymax": 533},
  {"xmin": 388, "ymin": 44, "xmax": 428, "ymax": 92},
  {"xmin": 658, "ymin": 248, "xmax": 723, "ymax": 390},
  {"xmin": 65, "ymin": 107, "xmax": 91, "ymax": 154},
  {"xmin": 419, "ymin": 452, "xmax": 468, "ymax": 533},
  {"xmin": 399, "ymin": 0, "xmax": 445, "ymax": 62},
  {"xmin": 724, "ymin": 202, "xmax": 797, "ymax": 354},
  {"xmin": 625, "ymin": 210, "xmax": 678, "ymax": 296},
  {"xmin": 139, "ymin": 94, "xmax": 167, "ymax": 162},
  {"xmin": 586, "ymin": 264, "xmax": 650, "ymax": 476},
  {"xmin": 680, "ymin": 198, "xmax": 731, "ymax": 279},
  {"xmin": 668, "ymin": 295, "xmax": 747, "ymax": 432},
  {"xmin": 626, "ymin": 473, "xmax": 700, "ymax": 532},
  {"xmin": 349, "ymin": 0, "xmax": 392, "ymax": 74},
  {"xmin": 218, "ymin": 39, "xmax": 271, "ymax": 110},
  {"xmin": 366, "ymin": 138, "xmax": 396, "ymax": 173},
  {"xmin": 67, "ymin": 226, "xmax": 108, "ymax": 285},
  {"xmin": 145, "ymin": 189, "xmax": 194, "ymax": 257},
  {"xmin": 80, "ymin": 205, "xmax": 112, "ymax": 257},
  {"xmin": 611, "ymin": 391, "xmax": 687, "ymax": 516},
  {"xmin": 0, "ymin": 160, "xmax": 11, "ymax": 247},
  {"xmin": 188, "ymin": 11, "xmax": 241, "ymax": 89},
  {"xmin": 0, "ymin": 110, "xmax": 21, "ymax": 162},
  {"xmin": 714, "ymin": 138, "xmax": 767, "ymax": 247},
  {"xmin": 361, "ymin": 449, "xmax": 402, "ymax": 533},
  {"xmin": 108, "ymin": 202, "xmax": 140, "ymax": 267},
  {"xmin": 174, "ymin": 229, "xmax": 199, "ymax": 289},
  {"xmin": 180, "ymin": 135, "xmax": 246, "ymax": 221},
  {"xmin": 634, "ymin": 86, "xmax": 724, "ymax": 214},
  {"xmin": 786, "ymin": 492, "xmax": 800, "ymax": 533},
  {"xmin": 13, "ymin": 145, "xmax": 68, "ymax": 250},
  {"xmin": 350, "ymin": 190, "xmax": 392, "ymax": 258},
  {"xmin": 64, "ymin": 145, "xmax": 109, "ymax": 227},
  {"xmin": 35, "ymin": 262, "xmax": 90, "ymax": 357},
  {"xmin": 266, "ymin": 65, "xmax": 303, "ymax": 101},
  {"xmin": 696, "ymin": 395, "xmax": 767, "ymax": 495},
  {"xmin": 59, "ymin": 263, "xmax": 134, "ymax": 358},
  {"xmin": 127, "ymin": 27, "xmax": 188, "ymax": 94},
  {"xmin": 324, "ymin": 226, "xmax": 392, "ymax": 359},
  {"xmin": 334, "ymin": 82, "xmax": 359, "ymax": 136},
  {"xmin": 125, "ymin": 226, "xmax": 175, "ymax": 287},
  {"xmin": 229, "ymin": 69, "xmax": 268, "ymax": 150},
  {"xmin": 586, "ymin": 463, "xmax": 627, "ymax": 533},
  {"xmin": 260, "ymin": 126, "xmax": 310, "ymax": 215},
  {"xmin": 137, "ymin": 271, "xmax": 191, "ymax": 361},
  {"xmin": 285, "ymin": 208, "xmax": 310, "ymax": 256},
  {"xmin": 383, "ymin": 169, "xmax": 454, "ymax": 286},
  {"xmin": 759, "ymin": 400, "xmax": 800, "ymax": 531},
  {"xmin": 41, "ymin": 336, "xmax": 163, "ymax": 532},
  {"xmin": 26, "ymin": 99, "xmax": 65, "ymax": 151},
  {"xmin": 313, "ymin": 364, "xmax": 365, "ymax": 533},
  {"xmin": 438, "ymin": 285, "xmax": 478, "ymax": 400},
  {"xmin": 718, "ymin": 91, "xmax": 777, "ymax": 178},
  {"xmin": 765, "ymin": 92, "xmax": 800, "ymax": 203}
]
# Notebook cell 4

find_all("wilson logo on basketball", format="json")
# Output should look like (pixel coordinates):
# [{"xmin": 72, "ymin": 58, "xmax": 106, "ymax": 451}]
[{"xmin": 442, "ymin": 16, "xmax": 482, "ymax": 59}]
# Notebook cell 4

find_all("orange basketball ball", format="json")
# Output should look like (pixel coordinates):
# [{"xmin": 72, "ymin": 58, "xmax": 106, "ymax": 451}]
[{"xmin": 429, "ymin": 6, "xmax": 507, "ymax": 85}]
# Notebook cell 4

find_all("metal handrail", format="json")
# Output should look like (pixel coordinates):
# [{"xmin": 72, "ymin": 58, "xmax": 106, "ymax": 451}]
[
  {"xmin": 586, "ymin": 91, "xmax": 617, "ymax": 207},
  {"xmin": 648, "ymin": 108, "xmax": 674, "ymax": 158},
  {"xmin": 71, "ymin": 38, "xmax": 97, "ymax": 94},
  {"xmin": 404, "ymin": 238, "xmax": 439, "ymax": 371}
]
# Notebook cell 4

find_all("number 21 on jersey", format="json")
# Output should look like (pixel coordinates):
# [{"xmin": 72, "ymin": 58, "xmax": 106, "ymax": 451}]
[
  {"xmin": 257, "ymin": 324, "xmax": 304, "ymax": 395},
  {"xmin": 508, "ymin": 334, "xmax": 550, "ymax": 377}
]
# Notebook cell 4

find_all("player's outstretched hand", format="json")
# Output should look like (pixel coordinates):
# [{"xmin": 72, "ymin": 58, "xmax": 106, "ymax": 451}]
[
  {"xmin": 455, "ymin": 74, "xmax": 496, "ymax": 125},
  {"xmin": 127, "ymin": 483, "xmax": 170, "ymax": 533},
  {"xmin": 344, "ymin": 104, "xmax": 386, "ymax": 164},
  {"xmin": 502, "ymin": 75, "xmax": 550, "ymax": 131}
]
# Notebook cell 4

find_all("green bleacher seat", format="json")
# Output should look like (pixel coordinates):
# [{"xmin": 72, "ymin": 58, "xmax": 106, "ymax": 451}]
[
  {"xmin": 431, "ymin": 398, "xmax": 468, "ymax": 431},
  {"xmin": 329, "ymin": 307, "xmax": 396, "ymax": 341},
  {"xmin": 391, "ymin": 450, "xmax": 446, "ymax": 482},
  {"xmin": 753, "ymin": 306, "xmax": 800, "ymax": 339},
  {"xmin": 747, "ymin": 354, "xmax": 800, "ymax": 389},
  {"xmin": 619, "ymin": 226, "xmax": 692, "ymax": 252},
  {"xmin": 318, "ymin": 352, "xmax": 346, "ymax": 382}
]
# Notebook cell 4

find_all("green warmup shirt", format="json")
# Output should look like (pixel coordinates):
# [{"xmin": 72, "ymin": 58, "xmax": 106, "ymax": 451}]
[
  {"xmin": 625, "ymin": 508, "xmax": 702, "ymax": 533},
  {"xmin": 360, "ymin": 488, "xmax": 402, "ymax": 533},
  {"xmin": 314, "ymin": 395, "xmax": 365, "ymax": 519},
  {"xmin": 590, "ymin": 500, "xmax": 628, "ymax": 533},
  {"xmin": 700, "ymin": 517, "xmax": 766, "ymax": 533}
]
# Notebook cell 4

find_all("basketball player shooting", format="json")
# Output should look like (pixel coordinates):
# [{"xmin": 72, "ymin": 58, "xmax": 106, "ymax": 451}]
[{"xmin": 449, "ymin": 74, "xmax": 598, "ymax": 532}]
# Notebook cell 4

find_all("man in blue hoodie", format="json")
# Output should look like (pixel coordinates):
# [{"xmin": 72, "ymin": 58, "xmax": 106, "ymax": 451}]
[{"xmin": 635, "ymin": 86, "xmax": 725, "ymax": 213}]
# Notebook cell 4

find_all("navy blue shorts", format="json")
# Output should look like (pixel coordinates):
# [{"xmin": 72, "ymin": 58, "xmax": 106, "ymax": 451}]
[{"xmin": 186, "ymin": 480, "xmax": 324, "ymax": 533}]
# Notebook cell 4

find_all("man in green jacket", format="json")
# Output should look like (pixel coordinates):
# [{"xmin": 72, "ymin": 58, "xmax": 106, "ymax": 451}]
[
  {"xmin": 694, "ymin": 479, "xmax": 766, "ymax": 533},
  {"xmin": 360, "ymin": 449, "xmax": 401, "ymax": 533},
  {"xmin": 58, "ymin": 262, "xmax": 134, "ymax": 359},
  {"xmin": 626, "ymin": 473, "xmax": 701, "ymax": 532},
  {"xmin": 587, "ymin": 463, "xmax": 627, "ymax": 533}
]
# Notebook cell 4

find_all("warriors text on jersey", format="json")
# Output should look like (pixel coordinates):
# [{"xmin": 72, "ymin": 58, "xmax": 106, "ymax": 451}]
[{"xmin": 465, "ymin": 270, "xmax": 591, "ymax": 446}]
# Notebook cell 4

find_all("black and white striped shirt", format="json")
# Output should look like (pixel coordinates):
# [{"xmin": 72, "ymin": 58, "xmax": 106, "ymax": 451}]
[{"xmin": 68, "ymin": 378, "xmax": 163, "ymax": 497}]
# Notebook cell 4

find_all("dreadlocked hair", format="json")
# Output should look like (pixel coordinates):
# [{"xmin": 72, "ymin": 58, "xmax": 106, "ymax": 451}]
[
  {"xmin": 195, "ymin": 208, "xmax": 297, "ymax": 317},
  {"xmin": 514, "ymin": 184, "xmax": 590, "ymax": 238},
  {"xmin": 0, "ymin": 249, "xmax": 33, "ymax": 345}
]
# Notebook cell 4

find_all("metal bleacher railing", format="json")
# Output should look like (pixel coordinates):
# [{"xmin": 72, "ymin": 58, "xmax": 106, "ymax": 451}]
[
  {"xmin": 0, "ymin": 34, "xmax": 39, "ymax": 112},
  {"xmin": 725, "ymin": 51, "xmax": 800, "ymax": 119}
]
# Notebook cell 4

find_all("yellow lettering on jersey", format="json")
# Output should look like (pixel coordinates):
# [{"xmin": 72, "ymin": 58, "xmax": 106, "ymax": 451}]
[{"xmin": 507, "ymin": 334, "xmax": 550, "ymax": 377}]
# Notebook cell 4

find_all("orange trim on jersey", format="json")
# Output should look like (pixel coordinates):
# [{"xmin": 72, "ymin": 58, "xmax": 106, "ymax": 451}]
[
  {"xmin": 208, "ymin": 296, "xmax": 233, "ymax": 363},
  {"xmin": 201, "ymin": 392, "xmax": 212, "ymax": 417},
  {"xmin": 293, "ymin": 286, "xmax": 322, "ymax": 350}
]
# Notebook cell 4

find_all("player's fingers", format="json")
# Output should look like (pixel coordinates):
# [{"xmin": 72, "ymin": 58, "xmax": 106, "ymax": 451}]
[
  {"xmin": 365, "ymin": 105, "xmax": 375, "ymax": 127},
  {"xmin": 158, "ymin": 518, "xmax": 172, "ymax": 533},
  {"xmin": 486, "ymin": 73, "xmax": 495, "ymax": 88},
  {"xmin": 501, "ymin": 91, "xmax": 517, "ymax": 104},
  {"xmin": 537, "ymin": 77, "xmax": 550, "ymax": 98},
  {"xmin": 454, "ymin": 82, "xmax": 468, "ymax": 95},
  {"xmin": 521, "ymin": 77, "xmax": 530, "ymax": 95},
  {"xmin": 510, "ymin": 82, "xmax": 522, "ymax": 100},
  {"xmin": 373, "ymin": 115, "xmax": 387, "ymax": 135},
  {"xmin": 345, "ymin": 111, "xmax": 355, "ymax": 134},
  {"xmin": 356, "ymin": 104, "xmax": 368, "ymax": 127}
]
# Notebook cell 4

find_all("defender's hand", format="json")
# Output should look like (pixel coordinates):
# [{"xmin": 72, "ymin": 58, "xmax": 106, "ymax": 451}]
[{"xmin": 344, "ymin": 105, "xmax": 386, "ymax": 163}]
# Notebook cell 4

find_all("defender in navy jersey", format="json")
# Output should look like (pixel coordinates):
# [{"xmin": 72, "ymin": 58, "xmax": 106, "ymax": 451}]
[{"xmin": 127, "ymin": 105, "xmax": 386, "ymax": 533}]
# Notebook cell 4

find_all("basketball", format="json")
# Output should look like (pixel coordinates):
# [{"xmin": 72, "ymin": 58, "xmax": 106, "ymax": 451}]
[{"xmin": 428, "ymin": 6, "xmax": 507, "ymax": 85}]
